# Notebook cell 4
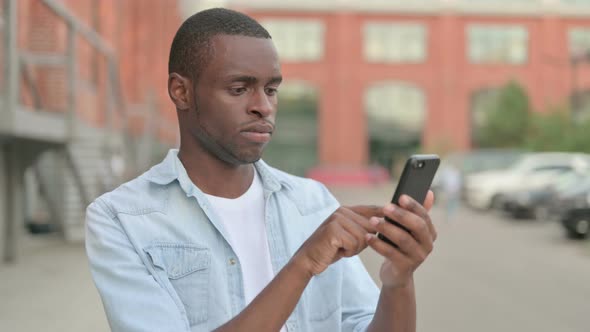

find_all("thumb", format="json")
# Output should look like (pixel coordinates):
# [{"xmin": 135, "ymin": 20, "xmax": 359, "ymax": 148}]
[{"xmin": 423, "ymin": 190, "xmax": 435, "ymax": 212}]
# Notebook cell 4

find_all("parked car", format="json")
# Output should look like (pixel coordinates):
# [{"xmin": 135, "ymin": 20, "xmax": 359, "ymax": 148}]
[
  {"xmin": 464, "ymin": 152, "xmax": 590, "ymax": 210},
  {"xmin": 511, "ymin": 170, "xmax": 590, "ymax": 220},
  {"xmin": 561, "ymin": 208, "xmax": 590, "ymax": 239},
  {"xmin": 501, "ymin": 168, "xmax": 579, "ymax": 218},
  {"xmin": 553, "ymin": 178, "xmax": 590, "ymax": 238},
  {"xmin": 431, "ymin": 149, "xmax": 523, "ymax": 198},
  {"xmin": 550, "ymin": 177, "xmax": 590, "ymax": 223}
]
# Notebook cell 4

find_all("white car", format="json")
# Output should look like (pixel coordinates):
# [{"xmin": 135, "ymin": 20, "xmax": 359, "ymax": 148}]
[{"xmin": 464, "ymin": 152, "xmax": 590, "ymax": 210}]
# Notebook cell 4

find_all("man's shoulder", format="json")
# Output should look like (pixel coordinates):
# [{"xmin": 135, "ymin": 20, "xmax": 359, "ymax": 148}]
[{"xmin": 91, "ymin": 171, "xmax": 171, "ymax": 217}]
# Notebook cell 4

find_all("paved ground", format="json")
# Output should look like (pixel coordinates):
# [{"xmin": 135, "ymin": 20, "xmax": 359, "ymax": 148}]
[
  {"xmin": 1, "ymin": 183, "xmax": 589, "ymax": 331},
  {"xmin": 0, "ymin": 232, "xmax": 109, "ymax": 331},
  {"xmin": 332, "ymin": 183, "xmax": 590, "ymax": 332}
]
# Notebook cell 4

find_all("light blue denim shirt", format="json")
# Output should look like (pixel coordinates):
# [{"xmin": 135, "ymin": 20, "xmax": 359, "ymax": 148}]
[{"xmin": 86, "ymin": 149, "xmax": 380, "ymax": 332}]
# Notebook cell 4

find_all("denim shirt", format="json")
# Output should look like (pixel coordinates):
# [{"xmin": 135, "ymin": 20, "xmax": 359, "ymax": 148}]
[{"xmin": 86, "ymin": 150, "xmax": 380, "ymax": 332}]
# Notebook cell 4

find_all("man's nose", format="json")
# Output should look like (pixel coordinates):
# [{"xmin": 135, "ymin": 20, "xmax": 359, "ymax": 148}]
[{"xmin": 247, "ymin": 89, "xmax": 275, "ymax": 118}]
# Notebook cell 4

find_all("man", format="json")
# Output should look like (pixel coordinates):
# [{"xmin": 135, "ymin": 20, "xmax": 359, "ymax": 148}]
[{"xmin": 86, "ymin": 8, "xmax": 437, "ymax": 332}]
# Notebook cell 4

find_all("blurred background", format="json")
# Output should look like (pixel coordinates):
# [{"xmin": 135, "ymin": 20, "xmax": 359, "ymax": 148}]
[{"xmin": 1, "ymin": 0, "xmax": 590, "ymax": 331}]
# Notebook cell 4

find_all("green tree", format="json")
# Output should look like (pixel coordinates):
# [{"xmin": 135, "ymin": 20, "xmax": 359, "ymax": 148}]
[
  {"xmin": 478, "ymin": 80, "xmax": 530, "ymax": 148},
  {"xmin": 570, "ymin": 118, "xmax": 590, "ymax": 153},
  {"xmin": 524, "ymin": 107, "xmax": 571, "ymax": 151},
  {"xmin": 525, "ymin": 107, "xmax": 590, "ymax": 153}
]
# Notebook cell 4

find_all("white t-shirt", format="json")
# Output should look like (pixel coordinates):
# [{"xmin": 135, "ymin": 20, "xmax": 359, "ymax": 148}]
[{"xmin": 205, "ymin": 170, "xmax": 287, "ymax": 331}]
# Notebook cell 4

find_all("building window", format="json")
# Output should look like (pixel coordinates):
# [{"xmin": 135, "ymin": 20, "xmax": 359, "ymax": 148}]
[
  {"xmin": 261, "ymin": 19, "xmax": 324, "ymax": 62},
  {"xmin": 569, "ymin": 27, "xmax": 590, "ymax": 57},
  {"xmin": 263, "ymin": 81, "xmax": 318, "ymax": 176},
  {"xmin": 363, "ymin": 22, "xmax": 427, "ymax": 63},
  {"xmin": 365, "ymin": 82, "xmax": 426, "ymax": 172},
  {"xmin": 467, "ymin": 24, "xmax": 528, "ymax": 64},
  {"xmin": 365, "ymin": 83, "xmax": 426, "ymax": 143},
  {"xmin": 470, "ymin": 88, "xmax": 501, "ymax": 147}
]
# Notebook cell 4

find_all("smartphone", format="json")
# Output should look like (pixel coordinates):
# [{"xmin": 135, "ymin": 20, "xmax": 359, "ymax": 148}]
[{"xmin": 378, "ymin": 154, "xmax": 440, "ymax": 247}]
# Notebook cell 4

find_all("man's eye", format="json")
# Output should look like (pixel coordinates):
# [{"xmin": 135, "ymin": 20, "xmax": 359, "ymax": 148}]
[
  {"xmin": 230, "ymin": 87, "xmax": 247, "ymax": 95},
  {"xmin": 265, "ymin": 88, "xmax": 278, "ymax": 96}
]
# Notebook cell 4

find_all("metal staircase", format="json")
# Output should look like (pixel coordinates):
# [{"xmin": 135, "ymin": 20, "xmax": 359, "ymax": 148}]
[{"xmin": 0, "ymin": 0, "xmax": 164, "ymax": 263}]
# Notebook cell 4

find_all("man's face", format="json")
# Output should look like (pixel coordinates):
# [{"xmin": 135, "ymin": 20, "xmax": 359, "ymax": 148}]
[{"xmin": 189, "ymin": 35, "xmax": 282, "ymax": 165}]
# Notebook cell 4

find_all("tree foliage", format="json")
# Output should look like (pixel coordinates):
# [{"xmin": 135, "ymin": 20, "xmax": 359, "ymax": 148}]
[
  {"xmin": 478, "ymin": 80, "xmax": 530, "ymax": 148},
  {"xmin": 525, "ymin": 109, "xmax": 590, "ymax": 153},
  {"xmin": 476, "ymin": 80, "xmax": 590, "ymax": 153}
]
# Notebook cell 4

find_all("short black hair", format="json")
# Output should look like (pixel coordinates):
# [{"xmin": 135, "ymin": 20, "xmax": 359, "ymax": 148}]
[{"xmin": 168, "ymin": 8, "xmax": 271, "ymax": 81}]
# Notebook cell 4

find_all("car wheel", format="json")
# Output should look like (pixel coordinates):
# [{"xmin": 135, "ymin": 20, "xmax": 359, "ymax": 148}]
[
  {"xmin": 574, "ymin": 218, "xmax": 589, "ymax": 239},
  {"xmin": 567, "ymin": 228, "xmax": 583, "ymax": 239}
]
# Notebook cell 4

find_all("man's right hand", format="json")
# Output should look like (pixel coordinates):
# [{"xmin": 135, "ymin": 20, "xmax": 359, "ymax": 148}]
[{"xmin": 291, "ymin": 206, "xmax": 379, "ymax": 277}]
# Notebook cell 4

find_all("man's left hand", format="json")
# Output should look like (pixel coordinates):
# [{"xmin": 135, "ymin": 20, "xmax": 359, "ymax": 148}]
[{"xmin": 366, "ymin": 191, "xmax": 436, "ymax": 289}]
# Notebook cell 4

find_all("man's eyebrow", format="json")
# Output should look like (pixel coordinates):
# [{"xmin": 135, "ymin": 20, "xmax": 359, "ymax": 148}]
[
  {"xmin": 227, "ymin": 75, "xmax": 258, "ymax": 84},
  {"xmin": 225, "ymin": 75, "xmax": 283, "ymax": 85},
  {"xmin": 268, "ymin": 76, "xmax": 283, "ymax": 85}
]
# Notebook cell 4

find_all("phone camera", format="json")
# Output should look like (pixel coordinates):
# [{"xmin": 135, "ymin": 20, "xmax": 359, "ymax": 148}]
[{"xmin": 411, "ymin": 160, "xmax": 425, "ymax": 169}]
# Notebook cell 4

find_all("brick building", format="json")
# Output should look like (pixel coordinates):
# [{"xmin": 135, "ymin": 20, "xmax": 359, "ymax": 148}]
[
  {"xmin": 10, "ymin": 0, "xmax": 181, "ymax": 142},
  {"xmin": 185, "ymin": 0, "xmax": 590, "ymax": 182},
  {"xmin": 1, "ymin": 0, "xmax": 183, "ymax": 258}
]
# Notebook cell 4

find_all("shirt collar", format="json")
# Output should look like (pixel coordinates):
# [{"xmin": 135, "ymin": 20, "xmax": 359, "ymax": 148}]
[
  {"xmin": 145, "ymin": 149, "xmax": 287, "ymax": 194},
  {"xmin": 144, "ymin": 149, "xmax": 182, "ymax": 186}
]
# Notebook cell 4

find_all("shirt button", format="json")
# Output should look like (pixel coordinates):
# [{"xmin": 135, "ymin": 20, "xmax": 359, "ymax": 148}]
[{"xmin": 229, "ymin": 258, "xmax": 237, "ymax": 265}]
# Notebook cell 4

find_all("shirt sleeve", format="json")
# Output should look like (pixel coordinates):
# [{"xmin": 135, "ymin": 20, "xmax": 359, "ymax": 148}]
[
  {"xmin": 317, "ymin": 182, "xmax": 380, "ymax": 332},
  {"xmin": 340, "ymin": 255, "xmax": 380, "ymax": 332},
  {"xmin": 85, "ymin": 199, "xmax": 190, "ymax": 332}
]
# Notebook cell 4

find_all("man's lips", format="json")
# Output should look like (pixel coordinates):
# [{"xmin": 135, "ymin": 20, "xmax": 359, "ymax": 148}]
[
  {"xmin": 241, "ymin": 131, "xmax": 271, "ymax": 143},
  {"xmin": 241, "ymin": 122, "xmax": 274, "ymax": 143}
]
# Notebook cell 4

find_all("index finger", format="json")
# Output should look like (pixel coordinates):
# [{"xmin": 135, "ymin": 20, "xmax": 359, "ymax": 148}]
[
  {"xmin": 344, "ymin": 205, "xmax": 385, "ymax": 219},
  {"xmin": 339, "ymin": 207, "xmax": 379, "ymax": 234}
]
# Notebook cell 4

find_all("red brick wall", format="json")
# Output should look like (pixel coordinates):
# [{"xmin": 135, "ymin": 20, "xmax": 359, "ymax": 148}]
[
  {"xmin": 11, "ymin": 0, "xmax": 181, "ymax": 143},
  {"xmin": 249, "ymin": 10, "xmax": 590, "ymax": 169},
  {"xmin": 12, "ymin": 3, "xmax": 590, "ymax": 168}
]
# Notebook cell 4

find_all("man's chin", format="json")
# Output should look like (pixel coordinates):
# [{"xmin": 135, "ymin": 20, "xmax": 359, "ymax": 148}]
[
  {"xmin": 239, "ymin": 155, "xmax": 262, "ymax": 164},
  {"xmin": 231, "ymin": 150, "xmax": 263, "ymax": 165}
]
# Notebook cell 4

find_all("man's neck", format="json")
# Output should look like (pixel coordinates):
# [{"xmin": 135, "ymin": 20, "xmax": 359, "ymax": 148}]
[{"xmin": 178, "ymin": 146, "xmax": 255, "ymax": 199}]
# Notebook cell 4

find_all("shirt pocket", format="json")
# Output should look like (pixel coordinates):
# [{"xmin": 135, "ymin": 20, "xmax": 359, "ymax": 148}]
[
  {"xmin": 306, "ymin": 266, "xmax": 341, "ymax": 321},
  {"xmin": 144, "ymin": 243, "xmax": 211, "ymax": 326}
]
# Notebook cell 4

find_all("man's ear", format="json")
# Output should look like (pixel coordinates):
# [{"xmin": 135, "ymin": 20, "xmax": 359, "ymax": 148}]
[{"xmin": 168, "ymin": 73, "xmax": 192, "ymax": 111}]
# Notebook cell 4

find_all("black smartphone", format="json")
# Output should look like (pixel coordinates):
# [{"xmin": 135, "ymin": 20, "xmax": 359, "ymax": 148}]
[{"xmin": 378, "ymin": 154, "xmax": 440, "ymax": 247}]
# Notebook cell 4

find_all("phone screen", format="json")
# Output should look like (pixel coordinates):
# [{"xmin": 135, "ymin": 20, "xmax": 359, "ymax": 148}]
[{"xmin": 378, "ymin": 154, "xmax": 440, "ymax": 246}]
